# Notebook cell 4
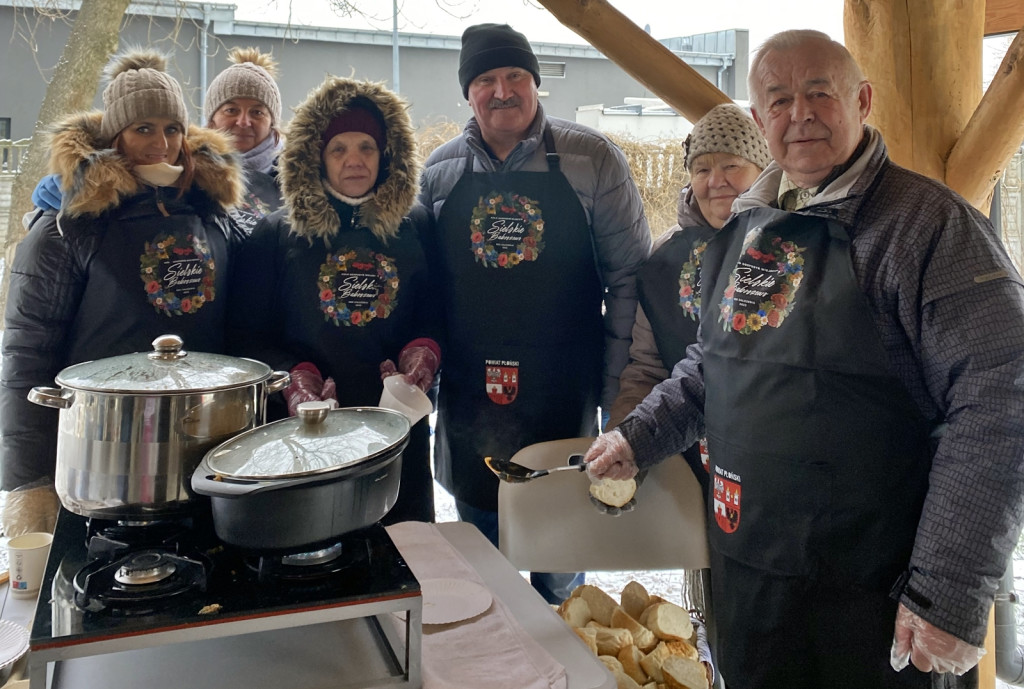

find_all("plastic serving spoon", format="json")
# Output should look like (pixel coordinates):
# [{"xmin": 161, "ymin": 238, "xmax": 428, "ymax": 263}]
[{"xmin": 484, "ymin": 454, "xmax": 586, "ymax": 483}]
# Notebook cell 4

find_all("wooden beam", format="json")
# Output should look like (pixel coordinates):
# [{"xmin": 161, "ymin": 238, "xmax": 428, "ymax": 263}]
[
  {"xmin": 536, "ymin": 0, "xmax": 730, "ymax": 123},
  {"xmin": 947, "ymin": 27, "xmax": 1024, "ymax": 208},
  {"xmin": 986, "ymin": 0, "xmax": 1024, "ymax": 36}
]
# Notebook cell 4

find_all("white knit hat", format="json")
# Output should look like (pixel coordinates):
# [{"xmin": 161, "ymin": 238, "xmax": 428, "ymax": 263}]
[
  {"xmin": 100, "ymin": 50, "xmax": 189, "ymax": 143},
  {"xmin": 684, "ymin": 103, "xmax": 770, "ymax": 171},
  {"xmin": 204, "ymin": 47, "xmax": 281, "ymax": 126}
]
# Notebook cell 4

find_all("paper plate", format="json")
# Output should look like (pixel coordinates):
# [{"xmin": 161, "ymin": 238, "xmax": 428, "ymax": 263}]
[
  {"xmin": 420, "ymin": 577, "xmax": 492, "ymax": 625},
  {"xmin": 0, "ymin": 620, "xmax": 29, "ymax": 671}
]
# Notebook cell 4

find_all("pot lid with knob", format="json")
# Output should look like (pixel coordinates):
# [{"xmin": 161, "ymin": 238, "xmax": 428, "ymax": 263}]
[
  {"xmin": 54, "ymin": 335, "xmax": 275, "ymax": 394},
  {"xmin": 200, "ymin": 403, "xmax": 411, "ymax": 481}
]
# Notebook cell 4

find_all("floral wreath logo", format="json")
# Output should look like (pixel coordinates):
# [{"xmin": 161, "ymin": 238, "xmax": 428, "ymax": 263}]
[
  {"xmin": 470, "ymin": 192, "xmax": 545, "ymax": 268},
  {"xmin": 718, "ymin": 230, "xmax": 806, "ymax": 334},
  {"xmin": 318, "ymin": 248, "xmax": 398, "ymax": 327},
  {"xmin": 678, "ymin": 239, "xmax": 709, "ymax": 320},
  {"xmin": 140, "ymin": 234, "xmax": 216, "ymax": 316}
]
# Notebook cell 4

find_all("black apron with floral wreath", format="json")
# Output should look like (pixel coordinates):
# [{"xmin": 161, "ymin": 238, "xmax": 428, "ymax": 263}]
[
  {"xmin": 698, "ymin": 206, "xmax": 939, "ymax": 688},
  {"xmin": 637, "ymin": 225, "xmax": 717, "ymax": 490},
  {"xmin": 433, "ymin": 126, "xmax": 603, "ymax": 512}
]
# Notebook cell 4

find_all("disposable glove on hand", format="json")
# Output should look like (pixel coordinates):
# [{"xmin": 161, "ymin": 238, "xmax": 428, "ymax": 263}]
[
  {"xmin": 380, "ymin": 340, "xmax": 440, "ymax": 393},
  {"xmin": 283, "ymin": 363, "xmax": 337, "ymax": 417},
  {"xmin": 589, "ymin": 469, "xmax": 647, "ymax": 516},
  {"xmin": 583, "ymin": 429, "xmax": 638, "ymax": 481},
  {"xmin": 1, "ymin": 480, "xmax": 59, "ymax": 537},
  {"xmin": 32, "ymin": 174, "xmax": 63, "ymax": 211},
  {"xmin": 890, "ymin": 604, "xmax": 985, "ymax": 675}
]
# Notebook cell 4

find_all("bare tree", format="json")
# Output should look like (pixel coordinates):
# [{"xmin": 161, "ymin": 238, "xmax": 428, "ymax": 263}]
[{"xmin": 2, "ymin": 0, "xmax": 131, "ymax": 314}]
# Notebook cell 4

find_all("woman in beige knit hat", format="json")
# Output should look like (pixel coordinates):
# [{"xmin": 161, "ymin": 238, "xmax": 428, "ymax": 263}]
[
  {"xmin": 601, "ymin": 102, "xmax": 769, "ymax": 632},
  {"xmin": 0, "ymin": 50, "xmax": 244, "ymax": 535}
]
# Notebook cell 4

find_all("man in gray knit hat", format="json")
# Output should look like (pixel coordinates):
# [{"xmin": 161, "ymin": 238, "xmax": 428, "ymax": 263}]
[
  {"xmin": 420, "ymin": 23, "xmax": 651, "ymax": 605},
  {"xmin": 587, "ymin": 29, "xmax": 1024, "ymax": 689},
  {"xmin": 205, "ymin": 46, "xmax": 284, "ymax": 234}
]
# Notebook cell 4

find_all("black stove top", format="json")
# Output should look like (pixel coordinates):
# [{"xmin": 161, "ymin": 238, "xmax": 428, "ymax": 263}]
[{"xmin": 30, "ymin": 507, "xmax": 420, "ymax": 650}]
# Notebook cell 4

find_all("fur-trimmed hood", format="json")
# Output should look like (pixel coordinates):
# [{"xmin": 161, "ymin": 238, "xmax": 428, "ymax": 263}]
[
  {"xmin": 47, "ymin": 111, "xmax": 244, "ymax": 218},
  {"xmin": 280, "ymin": 77, "xmax": 420, "ymax": 243}
]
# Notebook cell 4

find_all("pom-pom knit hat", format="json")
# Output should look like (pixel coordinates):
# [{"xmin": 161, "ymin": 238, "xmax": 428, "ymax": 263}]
[
  {"xmin": 204, "ymin": 47, "xmax": 282, "ymax": 126},
  {"xmin": 100, "ymin": 50, "xmax": 189, "ymax": 143}
]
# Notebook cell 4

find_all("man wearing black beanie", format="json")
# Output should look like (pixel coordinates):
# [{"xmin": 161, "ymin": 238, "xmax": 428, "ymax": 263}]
[{"xmin": 420, "ymin": 23, "xmax": 652, "ymax": 605}]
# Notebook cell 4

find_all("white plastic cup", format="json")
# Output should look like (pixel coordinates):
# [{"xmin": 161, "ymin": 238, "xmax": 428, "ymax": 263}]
[
  {"xmin": 7, "ymin": 532, "xmax": 53, "ymax": 598},
  {"xmin": 378, "ymin": 376, "xmax": 433, "ymax": 424}
]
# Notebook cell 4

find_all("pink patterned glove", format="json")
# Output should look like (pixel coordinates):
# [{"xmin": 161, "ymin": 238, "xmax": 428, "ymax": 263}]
[
  {"xmin": 283, "ymin": 363, "xmax": 326, "ymax": 417},
  {"xmin": 583, "ymin": 429, "xmax": 638, "ymax": 481},
  {"xmin": 380, "ymin": 339, "xmax": 441, "ymax": 393},
  {"xmin": 890, "ymin": 604, "xmax": 985, "ymax": 675}
]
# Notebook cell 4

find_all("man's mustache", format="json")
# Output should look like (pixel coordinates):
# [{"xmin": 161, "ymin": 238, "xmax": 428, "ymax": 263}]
[{"xmin": 488, "ymin": 96, "xmax": 521, "ymax": 109}]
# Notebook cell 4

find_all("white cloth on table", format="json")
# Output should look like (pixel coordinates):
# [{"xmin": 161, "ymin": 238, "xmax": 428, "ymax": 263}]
[{"xmin": 387, "ymin": 521, "xmax": 567, "ymax": 689}]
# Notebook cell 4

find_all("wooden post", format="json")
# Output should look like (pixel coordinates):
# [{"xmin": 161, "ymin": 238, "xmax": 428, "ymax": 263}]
[
  {"xmin": 536, "ymin": 0, "xmax": 730, "ymax": 122},
  {"xmin": 845, "ymin": 0, "xmax": 983, "ymax": 184}
]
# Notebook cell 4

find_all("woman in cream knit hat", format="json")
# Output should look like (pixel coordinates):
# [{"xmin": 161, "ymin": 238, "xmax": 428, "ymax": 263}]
[
  {"xmin": 602, "ymin": 102, "xmax": 769, "ymax": 621},
  {"xmin": 0, "ymin": 50, "xmax": 244, "ymax": 533}
]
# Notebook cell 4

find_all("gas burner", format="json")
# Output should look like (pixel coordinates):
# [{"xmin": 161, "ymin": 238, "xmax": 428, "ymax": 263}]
[
  {"xmin": 115, "ymin": 551, "xmax": 178, "ymax": 586},
  {"xmin": 73, "ymin": 548, "xmax": 209, "ymax": 615},
  {"xmin": 281, "ymin": 542, "xmax": 345, "ymax": 567},
  {"xmin": 85, "ymin": 517, "xmax": 194, "ymax": 561},
  {"xmin": 245, "ymin": 538, "xmax": 369, "ymax": 586}
]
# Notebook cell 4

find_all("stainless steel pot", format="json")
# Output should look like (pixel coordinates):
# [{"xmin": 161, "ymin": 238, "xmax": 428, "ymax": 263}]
[
  {"xmin": 192, "ymin": 403, "xmax": 410, "ymax": 551},
  {"xmin": 28, "ymin": 335, "xmax": 289, "ymax": 519}
]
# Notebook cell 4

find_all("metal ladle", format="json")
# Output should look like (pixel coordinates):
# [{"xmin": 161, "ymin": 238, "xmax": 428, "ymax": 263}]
[{"xmin": 484, "ymin": 454, "xmax": 587, "ymax": 483}]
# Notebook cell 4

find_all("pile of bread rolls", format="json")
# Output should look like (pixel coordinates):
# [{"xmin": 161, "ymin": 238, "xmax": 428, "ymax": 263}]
[{"xmin": 557, "ymin": 581, "xmax": 710, "ymax": 689}]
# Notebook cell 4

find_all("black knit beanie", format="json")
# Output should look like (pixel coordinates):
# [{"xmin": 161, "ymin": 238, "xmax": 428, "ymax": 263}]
[{"xmin": 458, "ymin": 23, "xmax": 541, "ymax": 99}]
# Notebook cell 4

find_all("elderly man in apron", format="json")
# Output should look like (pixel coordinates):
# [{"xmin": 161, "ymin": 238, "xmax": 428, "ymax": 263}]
[{"xmin": 585, "ymin": 29, "xmax": 1024, "ymax": 689}]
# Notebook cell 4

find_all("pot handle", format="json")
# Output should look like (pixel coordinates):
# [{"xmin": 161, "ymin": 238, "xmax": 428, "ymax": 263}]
[
  {"xmin": 191, "ymin": 471, "xmax": 266, "ymax": 497},
  {"xmin": 266, "ymin": 371, "xmax": 290, "ymax": 395},
  {"xmin": 27, "ymin": 387, "xmax": 74, "ymax": 409}
]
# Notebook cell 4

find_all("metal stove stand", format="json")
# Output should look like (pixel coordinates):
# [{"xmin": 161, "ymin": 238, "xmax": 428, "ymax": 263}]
[{"xmin": 29, "ymin": 593, "xmax": 422, "ymax": 689}]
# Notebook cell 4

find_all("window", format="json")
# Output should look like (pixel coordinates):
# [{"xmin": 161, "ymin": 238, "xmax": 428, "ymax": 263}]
[
  {"xmin": 0, "ymin": 118, "xmax": 10, "ymax": 140},
  {"xmin": 538, "ymin": 62, "xmax": 566, "ymax": 79}
]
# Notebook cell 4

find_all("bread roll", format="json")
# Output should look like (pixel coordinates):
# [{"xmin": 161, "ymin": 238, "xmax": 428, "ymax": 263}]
[
  {"xmin": 574, "ymin": 626, "xmax": 598, "ymax": 655},
  {"xmin": 591, "ymin": 625, "xmax": 634, "ymax": 656},
  {"xmin": 558, "ymin": 595, "xmax": 593, "ymax": 628},
  {"xmin": 621, "ymin": 580, "xmax": 650, "ymax": 620},
  {"xmin": 576, "ymin": 584, "xmax": 620, "ymax": 626},
  {"xmin": 662, "ymin": 656, "xmax": 708, "ymax": 689},
  {"xmin": 617, "ymin": 644, "xmax": 648, "ymax": 684},
  {"xmin": 599, "ymin": 656, "xmax": 643, "ymax": 689},
  {"xmin": 664, "ymin": 639, "xmax": 699, "ymax": 661},
  {"xmin": 611, "ymin": 606, "xmax": 658, "ymax": 653},
  {"xmin": 638, "ymin": 596, "xmax": 669, "ymax": 626},
  {"xmin": 589, "ymin": 477, "xmax": 637, "ymax": 507},
  {"xmin": 646, "ymin": 602, "xmax": 694, "ymax": 642}
]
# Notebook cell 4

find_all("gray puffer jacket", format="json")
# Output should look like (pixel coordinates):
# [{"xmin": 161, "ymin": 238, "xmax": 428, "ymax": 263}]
[{"xmin": 420, "ymin": 104, "xmax": 651, "ymax": 409}]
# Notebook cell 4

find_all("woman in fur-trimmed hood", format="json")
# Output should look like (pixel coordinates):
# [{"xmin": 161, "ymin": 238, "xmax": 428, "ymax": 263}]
[
  {"xmin": 229, "ymin": 76, "xmax": 441, "ymax": 524},
  {"xmin": 0, "ymin": 50, "xmax": 244, "ymax": 522}
]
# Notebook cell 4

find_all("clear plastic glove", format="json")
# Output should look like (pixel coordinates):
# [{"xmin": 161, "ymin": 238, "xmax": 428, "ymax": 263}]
[
  {"xmin": 380, "ymin": 341, "xmax": 440, "ymax": 393},
  {"xmin": 583, "ymin": 429, "xmax": 638, "ymax": 481},
  {"xmin": 32, "ymin": 174, "xmax": 63, "ymax": 211},
  {"xmin": 890, "ymin": 604, "xmax": 985, "ymax": 675},
  {"xmin": 1, "ymin": 479, "xmax": 60, "ymax": 537},
  {"xmin": 283, "ymin": 363, "xmax": 337, "ymax": 417},
  {"xmin": 589, "ymin": 469, "xmax": 647, "ymax": 516}
]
